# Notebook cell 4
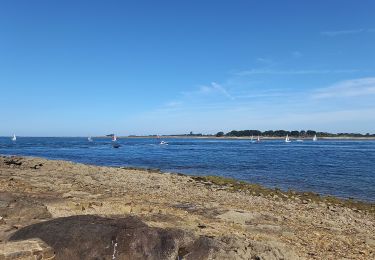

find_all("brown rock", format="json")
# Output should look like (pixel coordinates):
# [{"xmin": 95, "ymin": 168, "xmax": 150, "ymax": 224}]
[{"xmin": 0, "ymin": 238, "xmax": 55, "ymax": 260}]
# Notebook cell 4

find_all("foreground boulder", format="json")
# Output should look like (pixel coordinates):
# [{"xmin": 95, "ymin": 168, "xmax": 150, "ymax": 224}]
[
  {"xmin": 9, "ymin": 215, "xmax": 297, "ymax": 260},
  {"xmin": 10, "ymin": 215, "xmax": 209, "ymax": 260}
]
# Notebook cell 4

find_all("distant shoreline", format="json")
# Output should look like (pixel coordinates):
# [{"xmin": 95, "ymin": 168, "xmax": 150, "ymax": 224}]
[
  {"xmin": 2, "ymin": 136, "xmax": 375, "ymax": 140},
  {"xmin": 102, "ymin": 135, "xmax": 375, "ymax": 140}
]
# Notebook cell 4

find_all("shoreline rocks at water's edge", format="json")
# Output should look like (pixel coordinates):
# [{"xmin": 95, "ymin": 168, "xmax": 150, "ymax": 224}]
[{"xmin": 0, "ymin": 155, "xmax": 374, "ymax": 259}]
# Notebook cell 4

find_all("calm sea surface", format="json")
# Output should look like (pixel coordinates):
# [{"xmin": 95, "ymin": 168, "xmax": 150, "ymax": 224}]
[{"xmin": 1, "ymin": 137, "xmax": 374, "ymax": 202}]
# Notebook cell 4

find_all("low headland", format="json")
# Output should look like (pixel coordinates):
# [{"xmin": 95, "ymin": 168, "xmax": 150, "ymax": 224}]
[
  {"xmin": 101, "ymin": 129, "xmax": 375, "ymax": 140},
  {"xmin": 0, "ymin": 156, "xmax": 374, "ymax": 259},
  {"xmin": 120, "ymin": 135, "xmax": 375, "ymax": 140}
]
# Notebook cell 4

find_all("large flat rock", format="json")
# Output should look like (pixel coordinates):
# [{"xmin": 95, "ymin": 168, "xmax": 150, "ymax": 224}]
[{"xmin": 0, "ymin": 238, "xmax": 55, "ymax": 260}]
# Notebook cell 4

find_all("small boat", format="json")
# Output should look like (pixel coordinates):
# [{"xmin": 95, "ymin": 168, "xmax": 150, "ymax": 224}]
[
  {"xmin": 156, "ymin": 134, "xmax": 168, "ymax": 145},
  {"xmin": 256, "ymin": 136, "xmax": 261, "ymax": 142},
  {"xmin": 313, "ymin": 134, "xmax": 317, "ymax": 142},
  {"xmin": 285, "ymin": 135, "xmax": 291, "ymax": 143},
  {"xmin": 12, "ymin": 134, "xmax": 16, "ymax": 142},
  {"xmin": 112, "ymin": 143, "xmax": 121, "ymax": 148},
  {"xmin": 296, "ymin": 139, "xmax": 304, "ymax": 142},
  {"xmin": 88, "ymin": 136, "xmax": 93, "ymax": 142},
  {"xmin": 111, "ymin": 134, "xmax": 120, "ymax": 147}
]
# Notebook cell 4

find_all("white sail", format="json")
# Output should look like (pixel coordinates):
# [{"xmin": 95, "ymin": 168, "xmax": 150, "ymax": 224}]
[
  {"xmin": 250, "ymin": 135, "xmax": 257, "ymax": 143},
  {"xmin": 257, "ymin": 136, "xmax": 260, "ymax": 142},
  {"xmin": 12, "ymin": 134, "xmax": 16, "ymax": 141},
  {"xmin": 285, "ymin": 135, "xmax": 291, "ymax": 142},
  {"xmin": 112, "ymin": 135, "xmax": 117, "ymax": 142},
  {"xmin": 88, "ymin": 136, "xmax": 93, "ymax": 142},
  {"xmin": 313, "ymin": 134, "xmax": 317, "ymax": 141}
]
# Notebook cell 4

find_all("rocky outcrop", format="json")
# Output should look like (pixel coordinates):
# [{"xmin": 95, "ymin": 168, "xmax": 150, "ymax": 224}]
[{"xmin": 1, "ymin": 156, "xmax": 374, "ymax": 259}]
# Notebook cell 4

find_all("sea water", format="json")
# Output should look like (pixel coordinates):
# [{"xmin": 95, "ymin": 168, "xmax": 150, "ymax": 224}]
[{"xmin": 1, "ymin": 137, "xmax": 374, "ymax": 202}]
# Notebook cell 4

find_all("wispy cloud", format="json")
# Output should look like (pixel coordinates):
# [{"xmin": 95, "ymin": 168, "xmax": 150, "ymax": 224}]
[
  {"xmin": 256, "ymin": 57, "xmax": 275, "ymax": 66},
  {"xmin": 165, "ymin": 101, "xmax": 183, "ymax": 107},
  {"xmin": 321, "ymin": 28, "xmax": 375, "ymax": 36},
  {"xmin": 135, "ymin": 74, "xmax": 375, "ymax": 134},
  {"xmin": 182, "ymin": 82, "xmax": 234, "ymax": 100},
  {"xmin": 313, "ymin": 77, "xmax": 375, "ymax": 98},
  {"xmin": 292, "ymin": 51, "xmax": 302, "ymax": 58},
  {"xmin": 233, "ymin": 92, "xmax": 288, "ymax": 99},
  {"xmin": 235, "ymin": 69, "xmax": 359, "ymax": 76}
]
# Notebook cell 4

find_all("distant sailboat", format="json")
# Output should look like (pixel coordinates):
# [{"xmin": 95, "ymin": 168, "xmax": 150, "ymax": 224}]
[
  {"xmin": 256, "ymin": 136, "xmax": 260, "ymax": 142},
  {"xmin": 112, "ymin": 134, "xmax": 121, "ymax": 148},
  {"xmin": 12, "ymin": 134, "xmax": 16, "ymax": 142},
  {"xmin": 250, "ymin": 135, "xmax": 256, "ymax": 143},
  {"xmin": 112, "ymin": 143, "xmax": 121, "ymax": 148},
  {"xmin": 285, "ymin": 135, "xmax": 291, "ymax": 143},
  {"xmin": 156, "ymin": 134, "xmax": 168, "ymax": 145},
  {"xmin": 313, "ymin": 134, "xmax": 317, "ymax": 142},
  {"xmin": 88, "ymin": 136, "xmax": 93, "ymax": 142}
]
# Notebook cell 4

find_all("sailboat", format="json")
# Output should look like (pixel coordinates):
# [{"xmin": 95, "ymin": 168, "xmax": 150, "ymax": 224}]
[
  {"xmin": 112, "ymin": 143, "xmax": 121, "ymax": 148},
  {"xmin": 156, "ymin": 134, "xmax": 168, "ymax": 145},
  {"xmin": 88, "ymin": 136, "xmax": 93, "ymax": 142},
  {"xmin": 313, "ymin": 134, "xmax": 317, "ymax": 142},
  {"xmin": 250, "ymin": 135, "xmax": 256, "ymax": 143},
  {"xmin": 112, "ymin": 134, "xmax": 121, "ymax": 148},
  {"xmin": 12, "ymin": 134, "xmax": 16, "ymax": 142},
  {"xmin": 256, "ymin": 136, "xmax": 260, "ymax": 142},
  {"xmin": 285, "ymin": 134, "xmax": 291, "ymax": 143}
]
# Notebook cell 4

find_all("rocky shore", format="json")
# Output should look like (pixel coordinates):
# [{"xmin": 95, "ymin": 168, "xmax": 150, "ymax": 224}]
[{"xmin": 0, "ymin": 156, "xmax": 374, "ymax": 259}]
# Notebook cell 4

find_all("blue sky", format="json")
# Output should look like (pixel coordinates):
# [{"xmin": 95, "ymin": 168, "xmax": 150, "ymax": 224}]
[{"xmin": 1, "ymin": 0, "xmax": 374, "ymax": 136}]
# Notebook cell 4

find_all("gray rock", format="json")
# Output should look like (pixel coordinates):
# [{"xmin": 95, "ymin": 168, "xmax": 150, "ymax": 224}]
[
  {"xmin": 9, "ymin": 215, "xmax": 218, "ymax": 260},
  {"xmin": 10, "ymin": 215, "xmax": 298, "ymax": 260}
]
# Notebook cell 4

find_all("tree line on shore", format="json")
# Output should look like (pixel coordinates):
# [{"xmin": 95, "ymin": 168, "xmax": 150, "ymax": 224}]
[
  {"xmin": 148, "ymin": 130, "xmax": 374, "ymax": 138},
  {"xmin": 215, "ymin": 130, "xmax": 375, "ymax": 137}
]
